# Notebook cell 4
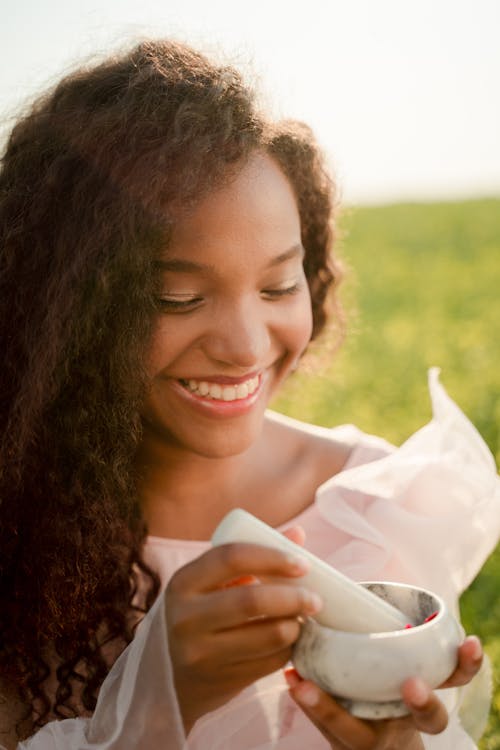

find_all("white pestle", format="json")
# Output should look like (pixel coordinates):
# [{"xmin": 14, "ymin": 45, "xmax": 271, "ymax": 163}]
[{"xmin": 212, "ymin": 509, "xmax": 411, "ymax": 633}]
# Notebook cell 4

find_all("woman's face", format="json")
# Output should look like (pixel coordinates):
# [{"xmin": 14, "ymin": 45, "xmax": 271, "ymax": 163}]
[{"xmin": 142, "ymin": 152, "xmax": 313, "ymax": 458}]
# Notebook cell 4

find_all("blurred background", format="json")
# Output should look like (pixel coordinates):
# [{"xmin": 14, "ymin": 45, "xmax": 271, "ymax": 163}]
[
  {"xmin": 2, "ymin": 0, "xmax": 500, "ymax": 204},
  {"xmin": 2, "ymin": 1, "xmax": 499, "ymax": 746}
]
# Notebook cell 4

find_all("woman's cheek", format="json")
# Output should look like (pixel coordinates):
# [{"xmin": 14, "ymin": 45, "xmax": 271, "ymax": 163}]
[{"xmin": 291, "ymin": 289, "xmax": 314, "ymax": 351}]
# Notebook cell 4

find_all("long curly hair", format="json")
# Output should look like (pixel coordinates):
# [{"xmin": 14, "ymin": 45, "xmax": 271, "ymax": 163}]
[{"xmin": 0, "ymin": 39, "xmax": 341, "ymax": 739}]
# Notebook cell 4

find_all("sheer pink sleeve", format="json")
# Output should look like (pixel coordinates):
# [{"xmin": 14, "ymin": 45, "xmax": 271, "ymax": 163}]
[{"xmin": 16, "ymin": 592, "xmax": 187, "ymax": 749}]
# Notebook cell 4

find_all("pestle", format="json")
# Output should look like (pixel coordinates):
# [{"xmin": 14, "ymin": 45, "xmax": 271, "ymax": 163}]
[{"xmin": 212, "ymin": 509, "xmax": 411, "ymax": 633}]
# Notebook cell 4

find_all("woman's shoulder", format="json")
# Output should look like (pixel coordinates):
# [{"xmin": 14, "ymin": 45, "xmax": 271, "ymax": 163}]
[
  {"xmin": 251, "ymin": 413, "xmax": 396, "ymax": 526},
  {"xmin": 264, "ymin": 410, "xmax": 395, "ymax": 486}
]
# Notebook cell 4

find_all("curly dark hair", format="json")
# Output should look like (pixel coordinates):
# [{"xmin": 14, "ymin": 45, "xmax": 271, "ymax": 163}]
[{"xmin": 0, "ymin": 39, "xmax": 341, "ymax": 739}]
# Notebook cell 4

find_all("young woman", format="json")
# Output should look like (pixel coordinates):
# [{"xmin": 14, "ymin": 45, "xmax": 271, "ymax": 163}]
[{"xmin": 0, "ymin": 39, "xmax": 497, "ymax": 749}]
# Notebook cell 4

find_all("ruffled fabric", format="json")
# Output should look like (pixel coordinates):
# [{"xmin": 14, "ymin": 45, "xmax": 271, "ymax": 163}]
[
  {"xmin": 315, "ymin": 369, "xmax": 500, "ymax": 609},
  {"xmin": 10, "ymin": 370, "xmax": 500, "ymax": 749}
]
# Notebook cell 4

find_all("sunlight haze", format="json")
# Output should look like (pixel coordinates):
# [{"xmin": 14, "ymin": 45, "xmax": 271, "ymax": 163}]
[{"xmin": 1, "ymin": 0, "xmax": 499, "ymax": 204}]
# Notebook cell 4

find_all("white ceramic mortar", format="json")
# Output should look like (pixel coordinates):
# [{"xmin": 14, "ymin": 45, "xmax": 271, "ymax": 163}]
[{"xmin": 292, "ymin": 581, "xmax": 464, "ymax": 719}]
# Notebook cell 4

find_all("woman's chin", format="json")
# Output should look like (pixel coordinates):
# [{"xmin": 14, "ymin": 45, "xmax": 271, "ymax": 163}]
[{"xmin": 183, "ymin": 430, "xmax": 258, "ymax": 460}]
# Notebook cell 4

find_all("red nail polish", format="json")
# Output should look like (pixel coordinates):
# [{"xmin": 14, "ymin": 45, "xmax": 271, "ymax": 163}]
[{"xmin": 284, "ymin": 668, "xmax": 301, "ymax": 688}]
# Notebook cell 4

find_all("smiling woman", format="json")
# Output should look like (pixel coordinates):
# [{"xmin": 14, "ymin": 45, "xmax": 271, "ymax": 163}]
[
  {"xmin": 139, "ymin": 153, "xmax": 313, "ymax": 462},
  {"xmin": 0, "ymin": 37, "xmax": 498, "ymax": 750}
]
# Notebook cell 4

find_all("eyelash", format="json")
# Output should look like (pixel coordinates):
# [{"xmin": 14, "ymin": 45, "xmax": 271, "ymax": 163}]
[
  {"xmin": 156, "ymin": 297, "xmax": 203, "ymax": 312},
  {"xmin": 156, "ymin": 284, "xmax": 301, "ymax": 313},
  {"xmin": 262, "ymin": 283, "xmax": 301, "ymax": 299}
]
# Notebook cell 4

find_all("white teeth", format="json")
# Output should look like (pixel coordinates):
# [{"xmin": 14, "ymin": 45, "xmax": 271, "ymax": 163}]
[
  {"xmin": 247, "ymin": 377, "xmax": 258, "ymax": 395},
  {"xmin": 236, "ymin": 383, "xmax": 249, "ymax": 399},
  {"xmin": 210, "ymin": 384, "xmax": 222, "ymax": 399},
  {"xmin": 181, "ymin": 375, "xmax": 260, "ymax": 401}
]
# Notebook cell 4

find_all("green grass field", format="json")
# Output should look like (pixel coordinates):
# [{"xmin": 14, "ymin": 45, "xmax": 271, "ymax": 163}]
[{"xmin": 272, "ymin": 198, "xmax": 500, "ymax": 748}]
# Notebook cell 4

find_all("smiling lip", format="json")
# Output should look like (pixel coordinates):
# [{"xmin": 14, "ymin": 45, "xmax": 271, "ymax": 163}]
[{"xmin": 171, "ymin": 372, "xmax": 264, "ymax": 416}]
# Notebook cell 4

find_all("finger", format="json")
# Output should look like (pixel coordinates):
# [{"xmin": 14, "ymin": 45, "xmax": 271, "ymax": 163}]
[
  {"xmin": 214, "ymin": 583, "xmax": 322, "ymax": 629},
  {"xmin": 172, "ymin": 626, "xmax": 296, "ymax": 672},
  {"xmin": 284, "ymin": 667, "xmax": 303, "ymax": 688},
  {"xmin": 168, "ymin": 543, "xmax": 310, "ymax": 594},
  {"xmin": 401, "ymin": 677, "xmax": 448, "ymax": 734},
  {"xmin": 282, "ymin": 525, "xmax": 306, "ymax": 546},
  {"xmin": 174, "ymin": 583, "xmax": 322, "ymax": 632},
  {"xmin": 212, "ymin": 617, "xmax": 302, "ymax": 661},
  {"xmin": 219, "ymin": 574, "xmax": 259, "ymax": 588},
  {"xmin": 289, "ymin": 680, "xmax": 376, "ymax": 750},
  {"xmin": 439, "ymin": 635, "xmax": 483, "ymax": 688},
  {"xmin": 227, "ymin": 644, "xmax": 296, "ymax": 682}
]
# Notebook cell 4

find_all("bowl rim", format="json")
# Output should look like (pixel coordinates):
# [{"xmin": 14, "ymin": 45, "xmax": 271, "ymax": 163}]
[{"xmin": 303, "ymin": 580, "xmax": 449, "ymax": 640}]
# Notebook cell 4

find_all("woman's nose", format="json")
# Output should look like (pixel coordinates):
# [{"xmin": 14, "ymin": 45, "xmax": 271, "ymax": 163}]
[{"xmin": 203, "ymin": 300, "xmax": 271, "ymax": 369}]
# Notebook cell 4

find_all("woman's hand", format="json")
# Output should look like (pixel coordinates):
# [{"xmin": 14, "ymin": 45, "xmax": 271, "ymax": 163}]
[
  {"xmin": 165, "ymin": 531, "xmax": 318, "ymax": 732},
  {"xmin": 284, "ymin": 634, "xmax": 483, "ymax": 749}
]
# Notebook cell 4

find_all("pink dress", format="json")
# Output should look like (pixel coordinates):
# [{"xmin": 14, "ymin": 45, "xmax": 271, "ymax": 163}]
[{"xmin": 14, "ymin": 371, "xmax": 500, "ymax": 749}]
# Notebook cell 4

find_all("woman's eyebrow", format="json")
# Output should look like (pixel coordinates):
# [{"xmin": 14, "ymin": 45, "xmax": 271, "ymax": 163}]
[
  {"xmin": 154, "ymin": 244, "xmax": 305, "ymax": 274},
  {"xmin": 153, "ymin": 258, "xmax": 212, "ymax": 273},
  {"xmin": 267, "ymin": 244, "xmax": 305, "ymax": 268}
]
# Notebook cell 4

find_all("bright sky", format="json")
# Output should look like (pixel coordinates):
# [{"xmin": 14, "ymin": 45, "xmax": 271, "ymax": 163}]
[{"xmin": 2, "ymin": 0, "xmax": 499, "ymax": 204}]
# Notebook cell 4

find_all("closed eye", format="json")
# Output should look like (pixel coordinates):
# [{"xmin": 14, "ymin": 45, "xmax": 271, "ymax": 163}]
[
  {"xmin": 261, "ymin": 283, "xmax": 301, "ymax": 300},
  {"xmin": 156, "ymin": 295, "xmax": 204, "ymax": 313}
]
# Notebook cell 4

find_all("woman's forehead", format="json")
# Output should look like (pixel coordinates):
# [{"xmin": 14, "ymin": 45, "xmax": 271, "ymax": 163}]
[{"xmin": 163, "ymin": 153, "xmax": 301, "ymax": 256}]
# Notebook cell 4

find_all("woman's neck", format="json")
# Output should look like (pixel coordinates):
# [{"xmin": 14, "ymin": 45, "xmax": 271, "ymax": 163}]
[
  {"xmin": 135, "ymin": 412, "xmax": 352, "ymax": 541},
  {"xmin": 135, "ymin": 430, "xmax": 267, "ymax": 541}
]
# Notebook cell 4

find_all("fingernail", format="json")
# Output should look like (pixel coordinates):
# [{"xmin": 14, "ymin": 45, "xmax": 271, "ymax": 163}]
[
  {"xmin": 286, "ymin": 555, "xmax": 311, "ymax": 574},
  {"xmin": 303, "ymin": 591, "xmax": 323, "ymax": 615},
  {"xmin": 467, "ymin": 635, "xmax": 482, "ymax": 661},
  {"xmin": 284, "ymin": 668, "xmax": 301, "ymax": 688},
  {"xmin": 411, "ymin": 678, "xmax": 430, "ymax": 708},
  {"xmin": 296, "ymin": 684, "xmax": 319, "ymax": 707}
]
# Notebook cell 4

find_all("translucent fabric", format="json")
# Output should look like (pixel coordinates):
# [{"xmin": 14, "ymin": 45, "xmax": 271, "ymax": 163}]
[
  {"xmin": 8, "ymin": 369, "xmax": 500, "ymax": 749},
  {"xmin": 16, "ymin": 593, "xmax": 186, "ymax": 749}
]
